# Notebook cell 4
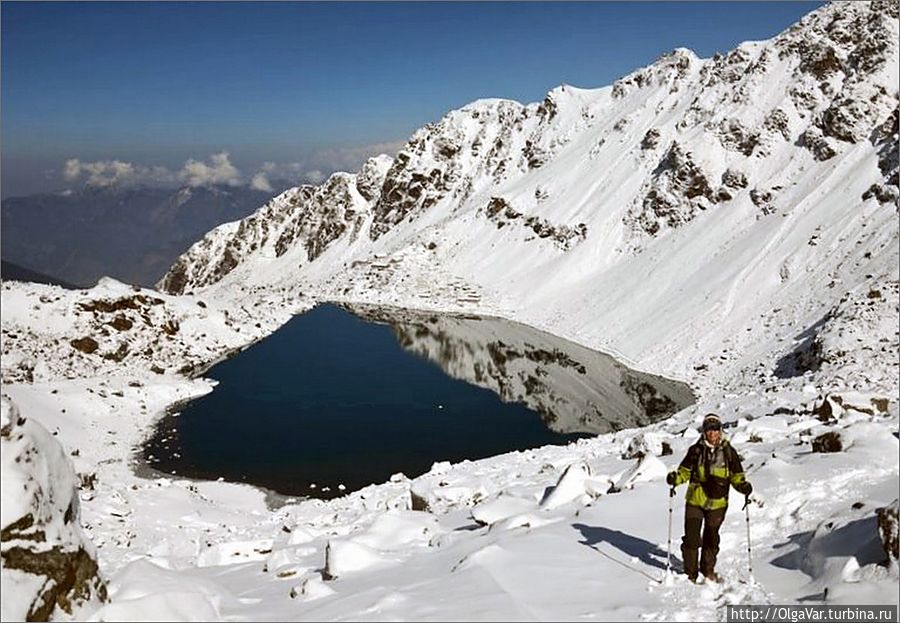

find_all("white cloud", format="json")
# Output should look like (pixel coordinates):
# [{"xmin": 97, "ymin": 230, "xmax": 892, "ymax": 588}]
[
  {"xmin": 249, "ymin": 141, "xmax": 405, "ymax": 190},
  {"xmin": 63, "ymin": 158, "xmax": 138, "ymax": 187},
  {"xmin": 178, "ymin": 152, "xmax": 241, "ymax": 187},
  {"xmin": 250, "ymin": 172, "xmax": 273, "ymax": 192},
  {"xmin": 313, "ymin": 141, "xmax": 405, "ymax": 173},
  {"xmin": 61, "ymin": 141, "xmax": 407, "ymax": 193}
]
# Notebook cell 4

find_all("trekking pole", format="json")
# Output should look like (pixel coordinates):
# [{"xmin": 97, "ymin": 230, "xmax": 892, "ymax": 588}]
[
  {"xmin": 667, "ymin": 487, "xmax": 675, "ymax": 576},
  {"xmin": 743, "ymin": 496, "xmax": 753, "ymax": 579}
]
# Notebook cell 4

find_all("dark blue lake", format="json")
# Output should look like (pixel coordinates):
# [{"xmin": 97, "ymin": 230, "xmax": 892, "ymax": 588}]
[{"xmin": 143, "ymin": 303, "xmax": 694, "ymax": 498}]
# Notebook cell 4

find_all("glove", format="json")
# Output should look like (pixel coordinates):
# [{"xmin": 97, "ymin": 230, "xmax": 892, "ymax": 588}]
[
  {"xmin": 666, "ymin": 472, "xmax": 678, "ymax": 486},
  {"xmin": 669, "ymin": 487, "xmax": 677, "ymax": 498},
  {"xmin": 735, "ymin": 481, "xmax": 752, "ymax": 496}
]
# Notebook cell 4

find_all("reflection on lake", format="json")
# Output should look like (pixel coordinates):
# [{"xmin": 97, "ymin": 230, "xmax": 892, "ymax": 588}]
[
  {"xmin": 352, "ymin": 304, "xmax": 695, "ymax": 435},
  {"xmin": 142, "ymin": 303, "xmax": 694, "ymax": 498}
]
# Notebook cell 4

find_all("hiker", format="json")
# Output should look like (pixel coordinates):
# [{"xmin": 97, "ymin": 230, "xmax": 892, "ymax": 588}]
[{"xmin": 666, "ymin": 413, "xmax": 752, "ymax": 583}]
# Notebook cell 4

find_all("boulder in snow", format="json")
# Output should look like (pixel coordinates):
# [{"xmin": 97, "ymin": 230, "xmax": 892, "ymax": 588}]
[
  {"xmin": 621, "ymin": 431, "xmax": 673, "ymax": 459},
  {"xmin": 290, "ymin": 575, "xmax": 335, "ymax": 601},
  {"xmin": 323, "ymin": 539, "xmax": 393, "ymax": 580},
  {"xmin": 539, "ymin": 462, "xmax": 593, "ymax": 510},
  {"xmin": 1, "ymin": 396, "xmax": 106, "ymax": 622},
  {"xmin": 811, "ymin": 431, "xmax": 843, "ymax": 453},
  {"xmin": 615, "ymin": 454, "xmax": 669, "ymax": 491},
  {"xmin": 815, "ymin": 392, "xmax": 892, "ymax": 422},
  {"xmin": 353, "ymin": 510, "xmax": 443, "ymax": 550},
  {"xmin": 472, "ymin": 495, "xmax": 535, "ymax": 526}
]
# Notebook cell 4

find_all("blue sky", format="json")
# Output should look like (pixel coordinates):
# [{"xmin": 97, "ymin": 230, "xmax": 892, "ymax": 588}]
[{"xmin": 1, "ymin": 1, "xmax": 821, "ymax": 197}]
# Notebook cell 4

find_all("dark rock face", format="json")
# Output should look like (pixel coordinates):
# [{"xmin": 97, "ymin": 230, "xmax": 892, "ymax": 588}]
[
  {"xmin": 69, "ymin": 337, "xmax": 99, "ymax": 354},
  {"xmin": 876, "ymin": 499, "xmax": 899, "ymax": 561},
  {"xmin": 1, "ymin": 398, "xmax": 106, "ymax": 621},
  {"xmin": 811, "ymin": 431, "xmax": 843, "ymax": 453},
  {"xmin": 863, "ymin": 107, "xmax": 899, "ymax": 204},
  {"xmin": 641, "ymin": 129, "xmax": 661, "ymax": 150}
]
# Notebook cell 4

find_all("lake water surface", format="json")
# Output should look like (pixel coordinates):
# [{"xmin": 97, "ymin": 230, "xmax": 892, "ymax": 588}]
[{"xmin": 143, "ymin": 303, "xmax": 694, "ymax": 498}]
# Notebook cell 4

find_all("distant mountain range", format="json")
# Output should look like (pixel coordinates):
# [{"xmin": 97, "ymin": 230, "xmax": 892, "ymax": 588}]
[
  {"xmin": 1, "ymin": 182, "xmax": 290, "ymax": 288},
  {"xmin": 0, "ymin": 259, "xmax": 78, "ymax": 289}
]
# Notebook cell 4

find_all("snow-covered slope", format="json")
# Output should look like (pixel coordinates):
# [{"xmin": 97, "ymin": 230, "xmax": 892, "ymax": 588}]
[
  {"xmin": 161, "ymin": 0, "xmax": 898, "ymax": 395},
  {"xmin": 1, "ymin": 1, "xmax": 898, "ymax": 620}
]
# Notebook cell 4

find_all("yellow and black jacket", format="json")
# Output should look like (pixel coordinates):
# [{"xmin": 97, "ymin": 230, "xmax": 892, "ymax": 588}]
[{"xmin": 671, "ymin": 437, "xmax": 748, "ymax": 510}]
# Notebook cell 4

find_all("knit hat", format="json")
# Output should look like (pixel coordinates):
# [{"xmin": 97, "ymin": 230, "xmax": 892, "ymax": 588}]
[{"xmin": 702, "ymin": 413, "xmax": 722, "ymax": 431}]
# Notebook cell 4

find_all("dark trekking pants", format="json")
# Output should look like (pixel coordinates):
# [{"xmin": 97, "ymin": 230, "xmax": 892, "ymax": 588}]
[{"xmin": 681, "ymin": 505, "xmax": 726, "ymax": 578}]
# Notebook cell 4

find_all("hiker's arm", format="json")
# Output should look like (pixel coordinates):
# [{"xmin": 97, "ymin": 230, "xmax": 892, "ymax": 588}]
[{"xmin": 669, "ymin": 446, "xmax": 697, "ymax": 486}]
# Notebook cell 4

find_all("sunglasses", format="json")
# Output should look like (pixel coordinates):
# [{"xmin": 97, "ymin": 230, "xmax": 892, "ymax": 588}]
[{"xmin": 703, "ymin": 423, "xmax": 722, "ymax": 432}]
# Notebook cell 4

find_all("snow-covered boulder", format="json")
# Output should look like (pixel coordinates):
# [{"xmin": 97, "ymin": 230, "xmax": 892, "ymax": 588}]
[
  {"xmin": 621, "ymin": 431, "xmax": 673, "ymax": 459},
  {"xmin": 289, "ymin": 575, "xmax": 335, "ymax": 601},
  {"xmin": 472, "ymin": 495, "xmax": 535, "ymax": 526},
  {"xmin": 539, "ymin": 462, "xmax": 593, "ymax": 510},
  {"xmin": 614, "ymin": 454, "xmax": 669, "ymax": 491},
  {"xmin": 352, "ymin": 511, "xmax": 443, "ymax": 551},
  {"xmin": 1, "ymin": 396, "xmax": 106, "ymax": 621},
  {"xmin": 323, "ymin": 539, "xmax": 395, "ymax": 579}
]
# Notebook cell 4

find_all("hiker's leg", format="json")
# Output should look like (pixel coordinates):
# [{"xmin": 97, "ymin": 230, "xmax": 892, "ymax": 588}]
[
  {"xmin": 700, "ymin": 507, "xmax": 727, "ymax": 576},
  {"xmin": 681, "ymin": 505, "xmax": 703, "ymax": 578}
]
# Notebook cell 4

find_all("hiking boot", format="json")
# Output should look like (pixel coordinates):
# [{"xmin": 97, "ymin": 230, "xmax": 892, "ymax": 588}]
[
  {"xmin": 686, "ymin": 572, "xmax": 698, "ymax": 583},
  {"xmin": 703, "ymin": 572, "xmax": 722, "ymax": 583}
]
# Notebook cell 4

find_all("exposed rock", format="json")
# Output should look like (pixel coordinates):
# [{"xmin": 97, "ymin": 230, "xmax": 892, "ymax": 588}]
[
  {"xmin": 355, "ymin": 154, "xmax": 393, "ymax": 203},
  {"xmin": 876, "ymin": 499, "xmax": 899, "ymax": 560},
  {"xmin": 641, "ymin": 129, "xmax": 661, "ymax": 150},
  {"xmin": 721, "ymin": 168, "xmax": 749, "ymax": 189},
  {"xmin": 70, "ymin": 337, "xmax": 99, "ymax": 354},
  {"xmin": 750, "ymin": 187, "xmax": 778, "ymax": 215},
  {"xmin": 629, "ymin": 142, "xmax": 718, "ymax": 236},
  {"xmin": 799, "ymin": 127, "xmax": 837, "ymax": 161},
  {"xmin": 811, "ymin": 431, "xmax": 843, "ymax": 453},
  {"xmin": 108, "ymin": 315, "xmax": 133, "ymax": 331},
  {"xmin": 483, "ymin": 197, "xmax": 588, "ymax": 251},
  {"xmin": 815, "ymin": 394, "xmax": 844, "ymax": 422},
  {"xmin": 763, "ymin": 108, "xmax": 792, "ymax": 140},
  {"xmin": 1, "ymin": 398, "xmax": 106, "ymax": 621},
  {"xmin": 819, "ymin": 95, "xmax": 877, "ymax": 144},
  {"xmin": 715, "ymin": 118, "xmax": 760, "ymax": 156}
]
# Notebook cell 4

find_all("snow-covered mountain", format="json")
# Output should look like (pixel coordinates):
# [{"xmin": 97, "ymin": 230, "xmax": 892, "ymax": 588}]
[
  {"xmin": 1, "ymin": 2, "xmax": 898, "ymax": 620},
  {"xmin": 160, "ymin": 0, "xmax": 898, "ymax": 395}
]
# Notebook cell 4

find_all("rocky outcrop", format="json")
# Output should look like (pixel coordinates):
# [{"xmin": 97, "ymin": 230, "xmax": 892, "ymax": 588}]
[
  {"xmin": 159, "ymin": 170, "xmax": 380, "ymax": 294},
  {"xmin": 629, "ymin": 143, "xmax": 718, "ymax": 236},
  {"xmin": 1, "ymin": 397, "xmax": 106, "ymax": 621},
  {"xmin": 877, "ymin": 499, "xmax": 899, "ymax": 561},
  {"xmin": 863, "ymin": 107, "xmax": 899, "ymax": 204},
  {"xmin": 483, "ymin": 197, "xmax": 588, "ymax": 251}
]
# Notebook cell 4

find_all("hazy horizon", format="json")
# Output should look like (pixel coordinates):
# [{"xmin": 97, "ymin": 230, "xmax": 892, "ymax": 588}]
[{"xmin": 2, "ymin": 1, "xmax": 822, "ymax": 198}]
